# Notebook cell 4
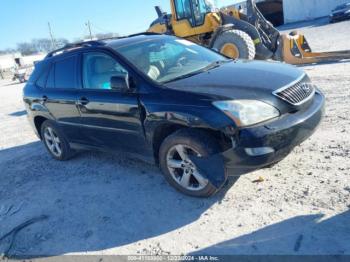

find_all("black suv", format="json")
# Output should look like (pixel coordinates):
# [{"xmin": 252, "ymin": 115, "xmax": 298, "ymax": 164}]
[
  {"xmin": 330, "ymin": 3, "xmax": 350, "ymax": 23},
  {"xmin": 23, "ymin": 33, "xmax": 325, "ymax": 197}
]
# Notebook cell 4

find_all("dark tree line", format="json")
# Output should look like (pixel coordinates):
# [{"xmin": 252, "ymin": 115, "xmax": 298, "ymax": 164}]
[
  {"xmin": 0, "ymin": 38, "xmax": 69, "ymax": 56},
  {"xmin": 0, "ymin": 32, "xmax": 119, "ymax": 56}
]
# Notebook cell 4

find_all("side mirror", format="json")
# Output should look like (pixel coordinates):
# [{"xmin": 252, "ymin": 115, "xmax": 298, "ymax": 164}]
[{"xmin": 110, "ymin": 74, "xmax": 129, "ymax": 92}]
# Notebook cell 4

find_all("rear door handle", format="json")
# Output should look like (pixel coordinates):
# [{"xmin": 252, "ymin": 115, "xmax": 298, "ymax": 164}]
[{"xmin": 78, "ymin": 97, "xmax": 89, "ymax": 106}]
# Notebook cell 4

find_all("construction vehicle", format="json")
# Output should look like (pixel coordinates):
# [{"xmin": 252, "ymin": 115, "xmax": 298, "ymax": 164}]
[{"xmin": 148, "ymin": 0, "xmax": 350, "ymax": 65}]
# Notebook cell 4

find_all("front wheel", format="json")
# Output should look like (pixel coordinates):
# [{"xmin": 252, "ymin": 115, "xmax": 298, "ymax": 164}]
[
  {"xmin": 213, "ymin": 29, "xmax": 256, "ymax": 60},
  {"xmin": 159, "ymin": 129, "xmax": 226, "ymax": 197}
]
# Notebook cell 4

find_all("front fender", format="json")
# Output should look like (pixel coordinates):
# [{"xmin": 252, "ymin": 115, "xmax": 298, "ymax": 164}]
[{"xmin": 143, "ymin": 105, "xmax": 235, "ymax": 144}]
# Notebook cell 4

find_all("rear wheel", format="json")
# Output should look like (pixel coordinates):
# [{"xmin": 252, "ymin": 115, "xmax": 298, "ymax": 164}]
[
  {"xmin": 213, "ymin": 29, "xmax": 256, "ymax": 60},
  {"xmin": 41, "ymin": 120, "xmax": 74, "ymax": 161},
  {"xmin": 159, "ymin": 129, "xmax": 225, "ymax": 197}
]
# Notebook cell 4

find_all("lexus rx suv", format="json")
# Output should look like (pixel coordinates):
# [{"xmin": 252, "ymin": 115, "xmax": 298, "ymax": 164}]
[
  {"xmin": 23, "ymin": 33, "xmax": 325, "ymax": 197},
  {"xmin": 330, "ymin": 3, "xmax": 350, "ymax": 23}
]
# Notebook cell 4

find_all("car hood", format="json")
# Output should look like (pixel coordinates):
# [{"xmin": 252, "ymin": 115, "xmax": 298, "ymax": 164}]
[
  {"xmin": 164, "ymin": 60, "xmax": 306, "ymax": 100},
  {"xmin": 332, "ymin": 8, "xmax": 349, "ymax": 14}
]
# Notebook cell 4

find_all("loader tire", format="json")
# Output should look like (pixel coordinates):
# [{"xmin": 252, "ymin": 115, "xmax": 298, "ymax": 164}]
[{"xmin": 213, "ymin": 29, "xmax": 256, "ymax": 60}]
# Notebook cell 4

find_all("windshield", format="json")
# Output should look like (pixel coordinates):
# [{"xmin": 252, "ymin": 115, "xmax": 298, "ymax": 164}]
[{"xmin": 113, "ymin": 37, "xmax": 229, "ymax": 83}]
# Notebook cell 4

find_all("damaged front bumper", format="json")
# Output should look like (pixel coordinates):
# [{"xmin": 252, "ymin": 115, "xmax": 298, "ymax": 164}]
[{"xmin": 191, "ymin": 91, "xmax": 325, "ymax": 190}]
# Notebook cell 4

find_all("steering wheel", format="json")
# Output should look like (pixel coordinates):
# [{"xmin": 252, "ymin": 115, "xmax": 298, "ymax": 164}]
[{"xmin": 176, "ymin": 57, "xmax": 188, "ymax": 67}]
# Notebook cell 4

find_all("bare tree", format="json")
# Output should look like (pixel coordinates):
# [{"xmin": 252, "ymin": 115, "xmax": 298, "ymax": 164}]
[
  {"xmin": 0, "ymin": 48, "xmax": 16, "ymax": 54},
  {"xmin": 55, "ymin": 38, "xmax": 69, "ymax": 48},
  {"xmin": 15, "ymin": 38, "xmax": 69, "ymax": 55},
  {"xmin": 74, "ymin": 32, "xmax": 120, "ymax": 43},
  {"xmin": 17, "ymin": 42, "xmax": 37, "ymax": 56},
  {"xmin": 32, "ymin": 38, "xmax": 53, "ymax": 53},
  {"xmin": 95, "ymin": 32, "xmax": 119, "ymax": 40},
  {"xmin": 1, "ymin": 33, "xmax": 118, "ymax": 55}
]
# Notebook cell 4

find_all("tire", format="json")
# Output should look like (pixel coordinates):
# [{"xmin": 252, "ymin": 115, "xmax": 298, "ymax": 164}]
[
  {"xmin": 41, "ymin": 120, "xmax": 74, "ymax": 161},
  {"xmin": 213, "ymin": 29, "xmax": 256, "ymax": 60},
  {"xmin": 159, "ymin": 129, "xmax": 226, "ymax": 198}
]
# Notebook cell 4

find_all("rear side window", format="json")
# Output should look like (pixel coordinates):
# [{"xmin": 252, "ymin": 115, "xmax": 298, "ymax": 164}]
[
  {"xmin": 36, "ymin": 68, "xmax": 49, "ymax": 88},
  {"xmin": 55, "ymin": 56, "xmax": 78, "ymax": 89},
  {"xmin": 46, "ymin": 65, "xmax": 55, "ymax": 88},
  {"xmin": 45, "ymin": 55, "xmax": 78, "ymax": 89}
]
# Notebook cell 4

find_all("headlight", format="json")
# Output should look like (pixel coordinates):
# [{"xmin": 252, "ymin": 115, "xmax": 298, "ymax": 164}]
[
  {"xmin": 213, "ymin": 100, "xmax": 280, "ymax": 127},
  {"xmin": 345, "ymin": 10, "xmax": 350, "ymax": 14}
]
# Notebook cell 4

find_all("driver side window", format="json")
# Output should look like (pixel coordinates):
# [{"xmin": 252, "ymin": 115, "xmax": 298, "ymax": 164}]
[{"xmin": 82, "ymin": 52, "xmax": 128, "ymax": 90}]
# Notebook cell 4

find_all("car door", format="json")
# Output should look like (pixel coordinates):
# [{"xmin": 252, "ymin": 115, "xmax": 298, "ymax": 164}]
[
  {"xmin": 77, "ymin": 51, "xmax": 150, "ymax": 155},
  {"xmin": 41, "ymin": 54, "xmax": 82, "ymax": 143}
]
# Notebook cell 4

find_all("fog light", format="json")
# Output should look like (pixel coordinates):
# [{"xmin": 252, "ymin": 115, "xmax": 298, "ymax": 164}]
[{"xmin": 245, "ymin": 147, "xmax": 275, "ymax": 156}]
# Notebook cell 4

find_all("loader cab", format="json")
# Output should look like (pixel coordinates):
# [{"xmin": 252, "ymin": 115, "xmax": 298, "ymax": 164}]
[{"xmin": 170, "ymin": 0, "xmax": 221, "ymax": 37}]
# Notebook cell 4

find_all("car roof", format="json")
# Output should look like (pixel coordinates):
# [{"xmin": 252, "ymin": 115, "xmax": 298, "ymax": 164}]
[
  {"xmin": 44, "ymin": 33, "xmax": 169, "ymax": 60},
  {"xmin": 105, "ymin": 34, "xmax": 172, "ymax": 49}
]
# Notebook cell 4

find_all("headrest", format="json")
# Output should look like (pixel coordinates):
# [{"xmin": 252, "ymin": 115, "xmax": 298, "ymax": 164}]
[{"xmin": 94, "ymin": 57, "xmax": 115, "ymax": 74}]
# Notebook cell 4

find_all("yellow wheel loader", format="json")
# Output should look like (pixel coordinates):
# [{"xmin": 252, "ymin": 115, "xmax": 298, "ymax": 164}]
[{"xmin": 148, "ymin": 0, "xmax": 350, "ymax": 65}]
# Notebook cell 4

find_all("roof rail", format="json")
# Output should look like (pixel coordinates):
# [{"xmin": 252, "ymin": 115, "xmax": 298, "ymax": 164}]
[
  {"xmin": 45, "ymin": 40, "xmax": 104, "ymax": 58},
  {"xmin": 128, "ymin": 32, "xmax": 161, "ymax": 37},
  {"xmin": 45, "ymin": 32, "xmax": 161, "ymax": 58},
  {"xmin": 98, "ymin": 32, "xmax": 161, "ymax": 42}
]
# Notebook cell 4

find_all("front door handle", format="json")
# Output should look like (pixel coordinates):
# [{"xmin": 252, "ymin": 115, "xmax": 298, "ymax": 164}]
[{"xmin": 78, "ymin": 97, "xmax": 89, "ymax": 106}]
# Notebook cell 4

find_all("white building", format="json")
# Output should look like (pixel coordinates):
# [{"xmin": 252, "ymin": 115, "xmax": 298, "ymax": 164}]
[
  {"xmin": 227, "ymin": 0, "xmax": 349, "ymax": 25},
  {"xmin": 283, "ymin": 0, "xmax": 349, "ymax": 23},
  {"xmin": 0, "ymin": 53, "xmax": 46, "ymax": 79},
  {"xmin": 0, "ymin": 53, "xmax": 45, "ymax": 71},
  {"xmin": 0, "ymin": 53, "xmax": 20, "ymax": 71}
]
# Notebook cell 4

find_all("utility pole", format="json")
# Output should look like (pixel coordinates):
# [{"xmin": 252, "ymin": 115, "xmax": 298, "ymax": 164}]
[
  {"xmin": 86, "ymin": 20, "xmax": 93, "ymax": 40},
  {"xmin": 48, "ymin": 22, "xmax": 56, "ymax": 50}
]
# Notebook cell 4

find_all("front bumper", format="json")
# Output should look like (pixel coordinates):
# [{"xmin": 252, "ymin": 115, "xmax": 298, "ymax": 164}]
[
  {"xmin": 224, "ymin": 91, "xmax": 325, "ymax": 175},
  {"xmin": 330, "ymin": 13, "xmax": 350, "ymax": 22},
  {"xmin": 190, "ymin": 91, "xmax": 325, "ymax": 189}
]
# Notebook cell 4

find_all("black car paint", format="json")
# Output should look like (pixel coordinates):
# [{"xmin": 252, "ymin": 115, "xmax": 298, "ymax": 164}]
[
  {"xmin": 164, "ymin": 60, "xmax": 310, "ymax": 115},
  {"xmin": 330, "ymin": 4, "xmax": 350, "ymax": 22},
  {"xmin": 24, "ymin": 34, "xmax": 325, "ymax": 190},
  {"xmin": 191, "ymin": 90, "xmax": 324, "ymax": 186}
]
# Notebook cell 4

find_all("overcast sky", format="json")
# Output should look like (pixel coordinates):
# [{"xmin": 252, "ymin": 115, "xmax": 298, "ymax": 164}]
[{"xmin": 0, "ymin": 0, "xmax": 242, "ymax": 50}]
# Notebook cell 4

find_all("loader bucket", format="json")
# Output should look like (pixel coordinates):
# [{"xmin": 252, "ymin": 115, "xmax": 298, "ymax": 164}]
[{"xmin": 280, "ymin": 34, "xmax": 350, "ymax": 65}]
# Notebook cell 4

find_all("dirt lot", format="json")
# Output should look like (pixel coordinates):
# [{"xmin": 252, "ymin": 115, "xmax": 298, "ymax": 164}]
[{"xmin": 0, "ymin": 19, "xmax": 349, "ymax": 257}]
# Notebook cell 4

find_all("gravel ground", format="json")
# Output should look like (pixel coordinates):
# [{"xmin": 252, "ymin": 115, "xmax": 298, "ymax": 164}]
[{"xmin": 0, "ymin": 20, "xmax": 349, "ymax": 257}]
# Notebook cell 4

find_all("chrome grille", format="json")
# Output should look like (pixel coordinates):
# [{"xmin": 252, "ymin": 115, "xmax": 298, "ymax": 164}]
[{"xmin": 274, "ymin": 79, "xmax": 315, "ymax": 106}]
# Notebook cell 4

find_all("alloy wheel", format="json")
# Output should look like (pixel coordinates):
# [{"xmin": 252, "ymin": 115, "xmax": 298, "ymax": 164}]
[
  {"xmin": 166, "ymin": 145, "xmax": 209, "ymax": 191},
  {"xmin": 44, "ymin": 127, "xmax": 62, "ymax": 157}
]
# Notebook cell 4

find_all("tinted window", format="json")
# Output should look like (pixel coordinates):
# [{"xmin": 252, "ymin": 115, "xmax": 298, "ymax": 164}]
[
  {"xmin": 115, "ymin": 37, "xmax": 228, "ymax": 83},
  {"xmin": 82, "ymin": 52, "xmax": 128, "ymax": 90},
  {"xmin": 36, "ymin": 67, "xmax": 49, "ymax": 88},
  {"xmin": 46, "ymin": 65, "xmax": 55, "ymax": 88},
  {"xmin": 55, "ymin": 56, "xmax": 78, "ymax": 89}
]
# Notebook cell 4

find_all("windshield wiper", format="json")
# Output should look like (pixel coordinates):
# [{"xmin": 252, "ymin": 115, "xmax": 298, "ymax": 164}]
[
  {"xmin": 200, "ymin": 60, "xmax": 230, "ymax": 72},
  {"xmin": 162, "ymin": 60, "xmax": 231, "ymax": 84}
]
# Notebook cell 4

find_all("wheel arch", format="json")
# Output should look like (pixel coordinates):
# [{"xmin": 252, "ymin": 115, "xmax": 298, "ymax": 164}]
[
  {"xmin": 150, "ymin": 122, "xmax": 232, "ymax": 165},
  {"xmin": 34, "ymin": 115, "xmax": 49, "ymax": 139}
]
